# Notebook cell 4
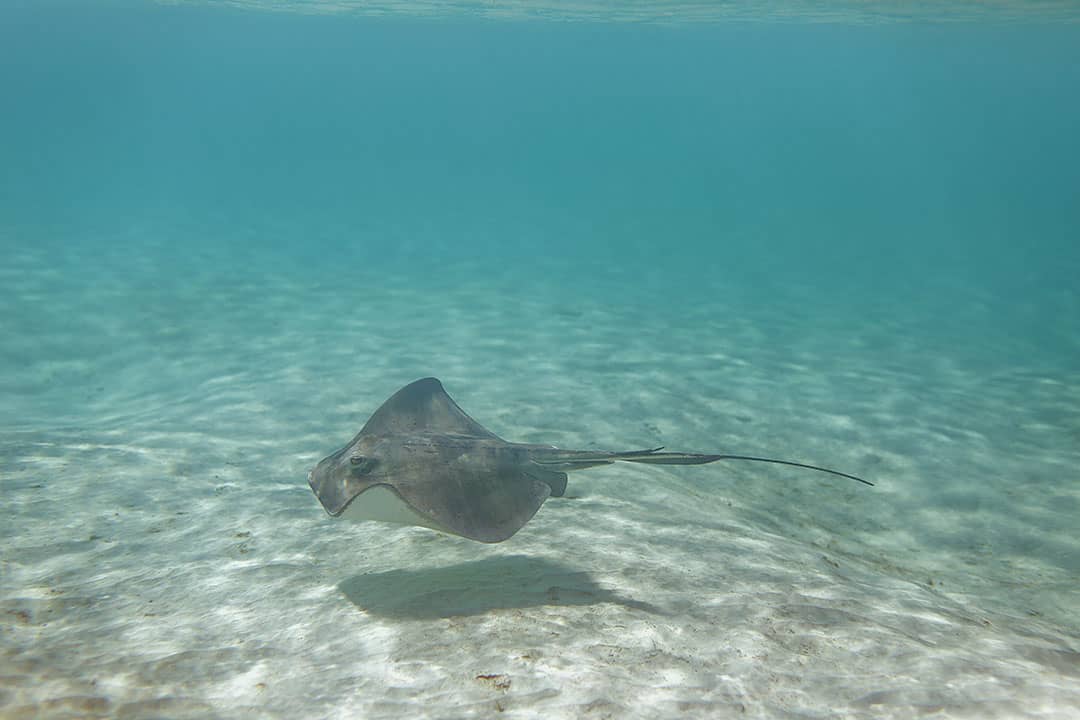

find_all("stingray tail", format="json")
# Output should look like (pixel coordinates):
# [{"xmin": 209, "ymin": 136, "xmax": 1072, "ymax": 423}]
[{"xmin": 535, "ymin": 447, "xmax": 873, "ymax": 486}]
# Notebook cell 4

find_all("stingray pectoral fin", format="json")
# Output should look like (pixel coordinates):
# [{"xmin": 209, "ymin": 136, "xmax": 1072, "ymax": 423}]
[
  {"xmin": 373, "ymin": 468, "xmax": 552, "ymax": 544},
  {"xmin": 358, "ymin": 377, "xmax": 503, "ymax": 440}
]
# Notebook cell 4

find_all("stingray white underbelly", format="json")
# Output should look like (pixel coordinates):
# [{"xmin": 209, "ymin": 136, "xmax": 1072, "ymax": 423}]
[{"xmin": 340, "ymin": 484, "xmax": 449, "ymax": 534}]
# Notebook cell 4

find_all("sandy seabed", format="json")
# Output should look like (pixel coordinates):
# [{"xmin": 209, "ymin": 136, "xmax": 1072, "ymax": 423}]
[{"xmin": 2, "ymin": 234, "xmax": 1078, "ymax": 719}]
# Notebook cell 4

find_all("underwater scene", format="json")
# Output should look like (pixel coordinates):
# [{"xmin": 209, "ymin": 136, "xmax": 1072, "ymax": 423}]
[{"xmin": 2, "ymin": 1, "xmax": 1079, "ymax": 718}]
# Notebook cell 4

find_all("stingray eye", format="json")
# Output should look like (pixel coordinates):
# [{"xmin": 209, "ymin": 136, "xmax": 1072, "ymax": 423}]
[{"xmin": 349, "ymin": 454, "xmax": 378, "ymax": 475}]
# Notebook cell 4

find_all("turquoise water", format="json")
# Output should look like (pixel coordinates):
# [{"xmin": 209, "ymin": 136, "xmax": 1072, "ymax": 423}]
[{"xmin": 2, "ymin": 2, "xmax": 1079, "ymax": 718}]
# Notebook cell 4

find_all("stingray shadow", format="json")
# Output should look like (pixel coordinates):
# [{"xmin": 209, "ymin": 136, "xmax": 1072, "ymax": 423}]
[{"xmin": 338, "ymin": 554, "xmax": 662, "ymax": 619}]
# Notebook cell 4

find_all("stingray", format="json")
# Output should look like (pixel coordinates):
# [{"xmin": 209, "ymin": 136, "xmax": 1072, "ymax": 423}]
[{"xmin": 308, "ymin": 377, "xmax": 871, "ymax": 543}]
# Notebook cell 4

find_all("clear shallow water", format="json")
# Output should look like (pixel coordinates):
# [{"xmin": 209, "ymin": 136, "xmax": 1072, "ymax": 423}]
[
  {"xmin": 2, "ymin": 2, "xmax": 1079, "ymax": 718},
  {"xmin": 163, "ymin": 0, "xmax": 1080, "ymax": 23}
]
